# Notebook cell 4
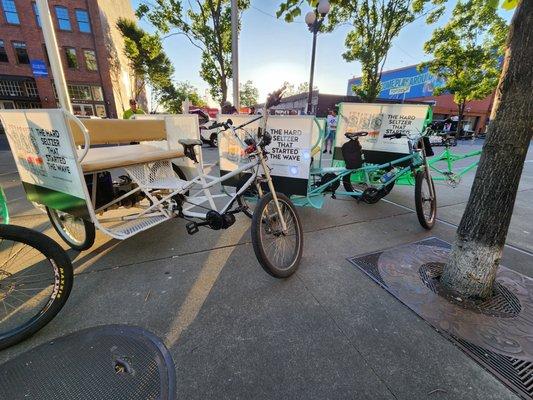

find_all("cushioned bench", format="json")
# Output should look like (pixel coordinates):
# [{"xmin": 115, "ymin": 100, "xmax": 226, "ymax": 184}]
[
  {"xmin": 68, "ymin": 118, "xmax": 186, "ymax": 173},
  {"xmin": 78, "ymin": 145, "xmax": 184, "ymax": 173}
]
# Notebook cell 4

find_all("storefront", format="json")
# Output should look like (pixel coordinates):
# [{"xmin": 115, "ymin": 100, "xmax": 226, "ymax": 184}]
[{"xmin": 0, "ymin": 76, "xmax": 42, "ymax": 110}]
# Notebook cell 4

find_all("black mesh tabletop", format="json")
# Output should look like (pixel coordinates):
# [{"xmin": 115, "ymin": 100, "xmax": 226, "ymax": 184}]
[{"xmin": 0, "ymin": 325, "xmax": 176, "ymax": 400}]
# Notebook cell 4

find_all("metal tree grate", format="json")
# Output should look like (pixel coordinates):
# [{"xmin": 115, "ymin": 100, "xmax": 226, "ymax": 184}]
[
  {"xmin": 419, "ymin": 262, "xmax": 521, "ymax": 318},
  {"xmin": 348, "ymin": 237, "xmax": 533, "ymax": 400}
]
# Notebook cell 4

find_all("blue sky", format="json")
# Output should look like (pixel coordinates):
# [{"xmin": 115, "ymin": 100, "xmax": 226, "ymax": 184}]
[{"xmin": 131, "ymin": 1, "xmax": 513, "ymax": 103}]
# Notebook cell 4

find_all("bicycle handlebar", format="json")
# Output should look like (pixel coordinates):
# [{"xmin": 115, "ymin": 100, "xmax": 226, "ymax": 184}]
[{"xmin": 383, "ymin": 133, "xmax": 403, "ymax": 139}]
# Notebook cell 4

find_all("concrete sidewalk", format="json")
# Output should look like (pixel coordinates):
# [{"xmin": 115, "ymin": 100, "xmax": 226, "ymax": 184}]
[{"xmin": 1, "ymin": 138, "xmax": 532, "ymax": 399}]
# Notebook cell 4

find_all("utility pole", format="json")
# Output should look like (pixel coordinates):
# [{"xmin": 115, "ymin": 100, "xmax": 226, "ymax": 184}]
[
  {"xmin": 36, "ymin": 0, "xmax": 72, "ymax": 112},
  {"xmin": 231, "ymin": 0, "xmax": 239, "ymax": 111}
]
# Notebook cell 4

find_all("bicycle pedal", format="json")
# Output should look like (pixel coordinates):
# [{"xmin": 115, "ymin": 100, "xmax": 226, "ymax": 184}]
[{"xmin": 186, "ymin": 222, "xmax": 199, "ymax": 235}]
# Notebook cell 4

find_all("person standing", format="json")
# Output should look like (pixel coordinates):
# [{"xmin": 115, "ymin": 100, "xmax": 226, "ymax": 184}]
[
  {"xmin": 123, "ymin": 99, "xmax": 146, "ymax": 119},
  {"xmin": 324, "ymin": 109, "xmax": 337, "ymax": 154}
]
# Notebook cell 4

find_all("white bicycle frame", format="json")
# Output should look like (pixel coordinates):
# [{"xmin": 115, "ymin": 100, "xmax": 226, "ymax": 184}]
[{"xmin": 128, "ymin": 113, "xmax": 289, "ymax": 232}]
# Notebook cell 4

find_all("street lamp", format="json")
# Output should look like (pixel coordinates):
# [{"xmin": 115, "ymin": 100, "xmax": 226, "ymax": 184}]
[{"xmin": 305, "ymin": 0, "xmax": 330, "ymax": 115}]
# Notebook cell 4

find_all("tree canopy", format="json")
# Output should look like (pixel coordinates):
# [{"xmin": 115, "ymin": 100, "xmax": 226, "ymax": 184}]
[
  {"xmin": 419, "ymin": 0, "xmax": 507, "ymax": 127},
  {"xmin": 136, "ymin": 0, "xmax": 250, "ymax": 106},
  {"xmin": 116, "ymin": 18, "xmax": 175, "ymax": 106},
  {"xmin": 239, "ymin": 80, "xmax": 259, "ymax": 106},
  {"xmin": 277, "ymin": 0, "xmax": 446, "ymax": 102},
  {"xmin": 117, "ymin": 19, "xmax": 205, "ymax": 113}
]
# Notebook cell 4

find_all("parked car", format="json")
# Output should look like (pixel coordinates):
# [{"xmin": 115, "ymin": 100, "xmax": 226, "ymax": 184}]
[{"xmin": 190, "ymin": 108, "xmax": 219, "ymax": 147}]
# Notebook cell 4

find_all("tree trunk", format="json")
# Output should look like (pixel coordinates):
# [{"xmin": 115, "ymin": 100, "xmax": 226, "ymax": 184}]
[
  {"xmin": 220, "ymin": 77, "xmax": 228, "ymax": 107},
  {"xmin": 441, "ymin": 0, "xmax": 533, "ymax": 299}
]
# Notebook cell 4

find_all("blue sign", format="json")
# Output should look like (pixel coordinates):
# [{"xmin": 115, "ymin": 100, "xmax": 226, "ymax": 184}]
[
  {"xmin": 31, "ymin": 60, "xmax": 48, "ymax": 78},
  {"xmin": 347, "ymin": 65, "xmax": 445, "ymax": 100}
]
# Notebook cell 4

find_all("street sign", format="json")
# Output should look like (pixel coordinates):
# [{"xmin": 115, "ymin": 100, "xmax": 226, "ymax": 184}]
[{"xmin": 31, "ymin": 59, "xmax": 48, "ymax": 78}]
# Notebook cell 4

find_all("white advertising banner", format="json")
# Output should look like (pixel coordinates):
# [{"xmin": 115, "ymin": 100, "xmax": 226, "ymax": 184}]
[
  {"xmin": 336, "ymin": 103, "xmax": 430, "ymax": 155},
  {"xmin": 218, "ymin": 115, "xmax": 314, "ymax": 195},
  {"xmin": 0, "ymin": 109, "xmax": 88, "ymax": 215}
]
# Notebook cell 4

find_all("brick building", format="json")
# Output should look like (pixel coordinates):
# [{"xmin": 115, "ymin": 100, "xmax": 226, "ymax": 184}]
[{"xmin": 0, "ymin": 0, "xmax": 141, "ymax": 118}]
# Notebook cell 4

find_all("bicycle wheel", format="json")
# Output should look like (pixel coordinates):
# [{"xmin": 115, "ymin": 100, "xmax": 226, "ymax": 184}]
[
  {"xmin": 46, "ymin": 207, "xmax": 95, "ymax": 251},
  {"xmin": 415, "ymin": 169, "xmax": 437, "ymax": 229},
  {"xmin": 0, "ymin": 224, "xmax": 73, "ymax": 350},
  {"xmin": 251, "ymin": 192, "xmax": 303, "ymax": 278}
]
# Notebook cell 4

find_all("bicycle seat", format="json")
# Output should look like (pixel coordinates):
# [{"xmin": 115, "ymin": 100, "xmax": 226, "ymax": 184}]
[
  {"xmin": 345, "ymin": 131, "xmax": 368, "ymax": 140},
  {"xmin": 178, "ymin": 139, "xmax": 203, "ymax": 147}
]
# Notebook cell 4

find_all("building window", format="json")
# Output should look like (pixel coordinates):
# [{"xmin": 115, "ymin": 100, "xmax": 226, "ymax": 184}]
[
  {"xmin": 95, "ymin": 104, "xmax": 106, "ymax": 118},
  {"xmin": 91, "ymin": 86, "xmax": 103, "ymax": 101},
  {"xmin": 0, "ymin": 80, "xmax": 23, "ymax": 97},
  {"xmin": 32, "ymin": 2, "xmax": 41, "ymax": 27},
  {"xmin": 0, "ymin": 40, "xmax": 8, "ymax": 63},
  {"xmin": 84, "ymin": 50, "xmax": 97, "ymax": 71},
  {"xmin": 13, "ymin": 42, "xmax": 29, "ymax": 64},
  {"xmin": 64, "ymin": 48, "xmax": 78, "ymax": 69},
  {"xmin": 75, "ymin": 10, "xmax": 91, "ymax": 33},
  {"xmin": 68, "ymin": 85, "xmax": 92, "ymax": 101},
  {"xmin": 55, "ymin": 6, "xmax": 71, "ymax": 31},
  {"xmin": 25, "ymin": 81, "xmax": 39, "ymax": 97},
  {"xmin": 2, "ymin": 0, "xmax": 19, "ymax": 25}
]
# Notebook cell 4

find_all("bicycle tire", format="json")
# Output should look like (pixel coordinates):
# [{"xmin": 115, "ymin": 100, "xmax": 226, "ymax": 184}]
[
  {"xmin": 46, "ymin": 207, "xmax": 95, "ymax": 251},
  {"xmin": 209, "ymin": 132, "xmax": 218, "ymax": 147},
  {"xmin": 251, "ymin": 192, "xmax": 303, "ymax": 278},
  {"xmin": 415, "ymin": 169, "xmax": 437, "ymax": 230},
  {"xmin": 0, "ymin": 224, "xmax": 73, "ymax": 350}
]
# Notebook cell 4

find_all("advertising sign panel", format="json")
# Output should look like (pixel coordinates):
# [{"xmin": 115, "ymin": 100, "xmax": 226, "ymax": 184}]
[
  {"xmin": 347, "ymin": 65, "xmax": 445, "ymax": 100},
  {"xmin": 0, "ymin": 110, "xmax": 88, "ymax": 216},
  {"xmin": 218, "ymin": 115, "xmax": 314, "ymax": 196},
  {"xmin": 30, "ymin": 59, "xmax": 48, "ymax": 78},
  {"xmin": 335, "ymin": 103, "xmax": 430, "ymax": 164}
]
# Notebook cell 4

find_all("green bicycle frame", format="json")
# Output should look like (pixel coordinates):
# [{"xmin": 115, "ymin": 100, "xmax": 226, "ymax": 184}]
[
  {"xmin": 0, "ymin": 186, "xmax": 9, "ymax": 224},
  {"xmin": 428, "ymin": 146, "xmax": 481, "ymax": 181},
  {"xmin": 291, "ymin": 150, "xmax": 424, "ymax": 208},
  {"xmin": 397, "ymin": 142, "xmax": 481, "ymax": 186}
]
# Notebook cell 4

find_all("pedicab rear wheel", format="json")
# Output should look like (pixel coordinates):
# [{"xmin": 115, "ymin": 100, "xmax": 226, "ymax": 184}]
[
  {"xmin": 251, "ymin": 192, "xmax": 303, "ymax": 278},
  {"xmin": 46, "ymin": 208, "xmax": 95, "ymax": 251},
  {"xmin": 414, "ymin": 169, "xmax": 437, "ymax": 230}
]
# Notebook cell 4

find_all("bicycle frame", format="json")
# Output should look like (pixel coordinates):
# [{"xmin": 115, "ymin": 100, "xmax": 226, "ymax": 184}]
[{"xmin": 428, "ymin": 145, "xmax": 481, "ymax": 181}]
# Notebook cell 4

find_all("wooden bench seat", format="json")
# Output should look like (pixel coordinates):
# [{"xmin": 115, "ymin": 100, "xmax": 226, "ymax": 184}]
[{"xmin": 78, "ymin": 144, "xmax": 184, "ymax": 173}]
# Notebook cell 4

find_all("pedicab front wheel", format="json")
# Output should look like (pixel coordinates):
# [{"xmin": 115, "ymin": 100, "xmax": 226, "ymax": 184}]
[
  {"xmin": 251, "ymin": 192, "xmax": 303, "ymax": 278},
  {"xmin": 46, "ymin": 207, "xmax": 95, "ymax": 251},
  {"xmin": 414, "ymin": 169, "xmax": 437, "ymax": 230}
]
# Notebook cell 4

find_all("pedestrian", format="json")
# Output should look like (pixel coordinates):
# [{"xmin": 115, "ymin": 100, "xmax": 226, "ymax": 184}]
[
  {"xmin": 324, "ymin": 108, "xmax": 337, "ymax": 154},
  {"xmin": 249, "ymin": 106, "xmax": 256, "ymax": 115},
  {"xmin": 123, "ymin": 99, "xmax": 146, "ymax": 119}
]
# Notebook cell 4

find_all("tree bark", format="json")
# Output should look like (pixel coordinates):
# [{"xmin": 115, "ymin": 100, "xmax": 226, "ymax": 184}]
[{"xmin": 441, "ymin": 0, "xmax": 533, "ymax": 299}]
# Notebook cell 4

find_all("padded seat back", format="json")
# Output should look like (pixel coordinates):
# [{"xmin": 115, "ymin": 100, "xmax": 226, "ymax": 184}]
[{"xmin": 70, "ymin": 119, "xmax": 167, "ymax": 146}]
